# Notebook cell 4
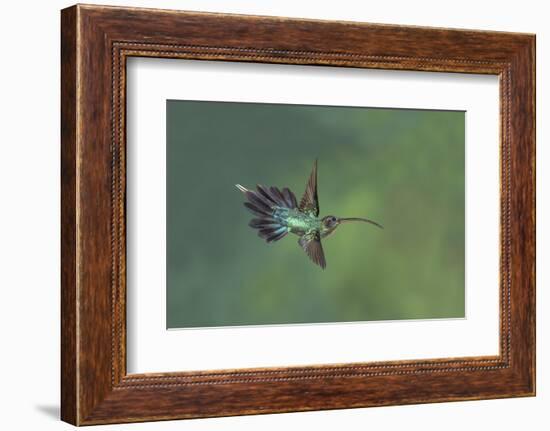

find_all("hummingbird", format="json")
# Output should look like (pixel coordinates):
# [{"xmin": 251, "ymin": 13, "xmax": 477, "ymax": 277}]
[{"xmin": 236, "ymin": 159, "xmax": 382, "ymax": 269}]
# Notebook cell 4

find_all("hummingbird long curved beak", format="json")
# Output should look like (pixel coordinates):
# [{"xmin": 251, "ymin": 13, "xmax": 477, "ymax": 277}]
[{"xmin": 339, "ymin": 217, "xmax": 383, "ymax": 229}]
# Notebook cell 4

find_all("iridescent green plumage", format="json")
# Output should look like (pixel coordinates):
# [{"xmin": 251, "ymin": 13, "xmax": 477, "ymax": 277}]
[{"xmin": 236, "ymin": 159, "xmax": 382, "ymax": 269}]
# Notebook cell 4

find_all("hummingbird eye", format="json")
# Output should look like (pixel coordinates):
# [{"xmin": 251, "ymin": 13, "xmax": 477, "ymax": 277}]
[{"xmin": 325, "ymin": 216, "xmax": 337, "ymax": 226}]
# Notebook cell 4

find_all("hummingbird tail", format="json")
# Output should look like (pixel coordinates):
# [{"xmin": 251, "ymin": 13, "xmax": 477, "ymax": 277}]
[
  {"xmin": 238, "ymin": 184, "xmax": 298, "ymax": 216},
  {"xmin": 250, "ymin": 219, "xmax": 289, "ymax": 243},
  {"xmin": 235, "ymin": 184, "xmax": 249, "ymax": 193},
  {"xmin": 237, "ymin": 183, "xmax": 296, "ymax": 243}
]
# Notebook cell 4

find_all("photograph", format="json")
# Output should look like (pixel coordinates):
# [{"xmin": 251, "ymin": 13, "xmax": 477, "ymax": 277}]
[{"xmin": 166, "ymin": 100, "xmax": 466, "ymax": 328}]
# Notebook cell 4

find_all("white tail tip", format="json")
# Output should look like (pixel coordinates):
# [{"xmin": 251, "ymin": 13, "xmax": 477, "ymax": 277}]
[{"xmin": 235, "ymin": 184, "xmax": 249, "ymax": 193}]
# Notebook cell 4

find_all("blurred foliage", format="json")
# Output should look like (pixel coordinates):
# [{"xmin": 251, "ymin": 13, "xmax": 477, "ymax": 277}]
[{"xmin": 166, "ymin": 101, "xmax": 465, "ymax": 328}]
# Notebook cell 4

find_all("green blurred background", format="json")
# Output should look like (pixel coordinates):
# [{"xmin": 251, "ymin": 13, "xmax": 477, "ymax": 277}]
[{"xmin": 166, "ymin": 100, "xmax": 465, "ymax": 328}]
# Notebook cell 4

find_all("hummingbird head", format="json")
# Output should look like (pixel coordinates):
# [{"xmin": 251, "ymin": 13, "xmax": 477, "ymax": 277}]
[
  {"xmin": 321, "ymin": 215, "xmax": 383, "ymax": 238},
  {"xmin": 320, "ymin": 215, "xmax": 340, "ymax": 237}
]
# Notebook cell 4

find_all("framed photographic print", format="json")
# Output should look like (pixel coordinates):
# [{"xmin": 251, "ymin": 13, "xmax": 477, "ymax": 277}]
[{"xmin": 61, "ymin": 4, "xmax": 535, "ymax": 425}]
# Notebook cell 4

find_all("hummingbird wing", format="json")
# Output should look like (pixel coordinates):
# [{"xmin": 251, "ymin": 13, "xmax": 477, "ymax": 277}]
[
  {"xmin": 299, "ymin": 159, "xmax": 319, "ymax": 217},
  {"xmin": 298, "ymin": 231, "xmax": 326, "ymax": 269}
]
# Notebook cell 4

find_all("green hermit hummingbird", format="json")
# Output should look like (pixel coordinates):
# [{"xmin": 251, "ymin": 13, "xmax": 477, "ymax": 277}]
[{"xmin": 236, "ymin": 159, "xmax": 382, "ymax": 269}]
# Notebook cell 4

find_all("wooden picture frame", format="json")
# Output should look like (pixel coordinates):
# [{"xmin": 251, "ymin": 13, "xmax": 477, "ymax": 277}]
[{"xmin": 61, "ymin": 4, "xmax": 535, "ymax": 425}]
